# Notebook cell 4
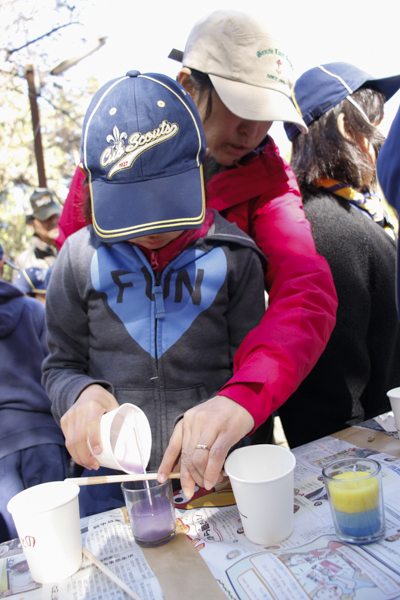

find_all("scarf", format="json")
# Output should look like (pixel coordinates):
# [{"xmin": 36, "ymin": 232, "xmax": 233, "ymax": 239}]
[
  {"xmin": 132, "ymin": 208, "xmax": 215, "ymax": 272},
  {"xmin": 316, "ymin": 178, "xmax": 397, "ymax": 241}
]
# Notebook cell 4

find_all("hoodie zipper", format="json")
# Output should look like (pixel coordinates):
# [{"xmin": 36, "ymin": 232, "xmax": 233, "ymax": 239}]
[{"xmin": 152, "ymin": 270, "xmax": 165, "ymax": 378}]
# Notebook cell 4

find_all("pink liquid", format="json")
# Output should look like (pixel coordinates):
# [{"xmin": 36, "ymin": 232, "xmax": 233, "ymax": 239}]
[
  {"xmin": 130, "ymin": 496, "xmax": 175, "ymax": 544},
  {"xmin": 118, "ymin": 458, "xmax": 144, "ymax": 473}
]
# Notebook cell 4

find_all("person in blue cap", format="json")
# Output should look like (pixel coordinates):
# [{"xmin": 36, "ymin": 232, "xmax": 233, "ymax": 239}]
[
  {"xmin": 280, "ymin": 62, "xmax": 400, "ymax": 447},
  {"xmin": 0, "ymin": 243, "xmax": 68, "ymax": 543},
  {"xmin": 13, "ymin": 267, "xmax": 47, "ymax": 307},
  {"xmin": 377, "ymin": 106, "xmax": 400, "ymax": 319},
  {"xmin": 42, "ymin": 71, "xmax": 267, "ymax": 514}
]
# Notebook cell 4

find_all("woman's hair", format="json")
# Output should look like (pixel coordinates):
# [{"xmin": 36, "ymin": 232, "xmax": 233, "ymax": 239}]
[
  {"xmin": 187, "ymin": 69, "xmax": 214, "ymax": 121},
  {"xmin": 81, "ymin": 175, "xmax": 92, "ymax": 223},
  {"xmin": 291, "ymin": 87, "xmax": 386, "ymax": 195}
]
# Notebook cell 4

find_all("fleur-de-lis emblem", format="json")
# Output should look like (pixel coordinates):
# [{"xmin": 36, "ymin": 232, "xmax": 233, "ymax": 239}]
[
  {"xmin": 101, "ymin": 126, "xmax": 128, "ymax": 167},
  {"xmin": 106, "ymin": 126, "xmax": 127, "ymax": 150}
]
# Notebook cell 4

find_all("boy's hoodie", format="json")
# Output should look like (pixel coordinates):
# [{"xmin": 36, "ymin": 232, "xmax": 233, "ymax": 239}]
[{"xmin": 43, "ymin": 211, "xmax": 266, "ymax": 469}]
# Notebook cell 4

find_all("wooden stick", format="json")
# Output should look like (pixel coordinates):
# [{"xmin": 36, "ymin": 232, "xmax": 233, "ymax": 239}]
[
  {"xmin": 83, "ymin": 546, "xmax": 142, "ymax": 600},
  {"xmin": 67, "ymin": 472, "xmax": 181, "ymax": 486}
]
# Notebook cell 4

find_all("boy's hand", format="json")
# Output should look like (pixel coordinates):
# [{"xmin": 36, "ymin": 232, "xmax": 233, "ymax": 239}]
[
  {"xmin": 157, "ymin": 396, "xmax": 254, "ymax": 500},
  {"xmin": 60, "ymin": 384, "xmax": 119, "ymax": 470}
]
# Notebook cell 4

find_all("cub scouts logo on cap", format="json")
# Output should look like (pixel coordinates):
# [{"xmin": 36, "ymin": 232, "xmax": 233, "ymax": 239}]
[{"xmin": 100, "ymin": 120, "xmax": 179, "ymax": 179}]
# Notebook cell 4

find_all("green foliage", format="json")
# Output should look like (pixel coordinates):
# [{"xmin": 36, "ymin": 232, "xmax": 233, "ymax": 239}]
[
  {"xmin": 0, "ymin": 0, "xmax": 99, "ymax": 266},
  {"xmin": 0, "ymin": 192, "xmax": 29, "ymax": 281}
]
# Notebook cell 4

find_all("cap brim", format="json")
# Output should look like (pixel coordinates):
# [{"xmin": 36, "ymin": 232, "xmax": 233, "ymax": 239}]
[
  {"xmin": 366, "ymin": 73, "xmax": 400, "ymax": 103},
  {"xmin": 91, "ymin": 165, "xmax": 206, "ymax": 244},
  {"xmin": 33, "ymin": 205, "xmax": 62, "ymax": 221},
  {"xmin": 210, "ymin": 74, "xmax": 308, "ymax": 133},
  {"xmin": 4, "ymin": 257, "xmax": 19, "ymax": 271}
]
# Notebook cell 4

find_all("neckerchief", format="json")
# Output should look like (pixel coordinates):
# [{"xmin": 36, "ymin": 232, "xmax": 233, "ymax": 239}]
[{"xmin": 316, "ymin": 177, "xmax": 397, "ymax": 241}]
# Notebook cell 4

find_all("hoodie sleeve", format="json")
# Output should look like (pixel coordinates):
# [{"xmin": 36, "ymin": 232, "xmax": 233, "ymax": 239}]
[{"xmin": 42, "ymin": 234, "xmax": 113, "ymax": 425}]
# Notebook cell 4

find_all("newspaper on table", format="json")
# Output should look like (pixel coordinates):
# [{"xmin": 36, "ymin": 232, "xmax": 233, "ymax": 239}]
[
  {"xmin": 0, "ymin": 509, "xmax": 165, "ymax": 600},
  {"xmin": 2, "ymin": 436, "xmax": 400, "ymax": 600},
  {"xmin": 174, "ymin": 436, "xmax": 400, "ymax": 600},
  {"xmin": 356, "ymin": 412, "xmax": 399, "ymax": 438}
]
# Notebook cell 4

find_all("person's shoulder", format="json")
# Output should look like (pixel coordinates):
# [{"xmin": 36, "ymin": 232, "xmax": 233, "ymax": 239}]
[
  {"xmin": 207, "ymin": 211, "xmax": 253, "ymax": 242},
  {"xmin": 22, "ymin": 295, "xmax": 45, "ymax": 321},
  {"xmin": 65, "ymin": 224, "xmax": 93, "ymax": 244},
  {"xmin": 205, "ymin": 212, "xmax": 266, "ymax": 265},
  {"xmin": 60, "ymin": 225, "xmax": 97, "ymax": 258},
  {"xmin": 0, "ymin": 279, "xmax": 24, "ymax": 299}
]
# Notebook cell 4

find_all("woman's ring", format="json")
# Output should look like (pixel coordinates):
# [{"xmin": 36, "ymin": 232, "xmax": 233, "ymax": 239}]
[{"xmin": 195, "ymin": 444, "xmax": 210, "ymax": 451}]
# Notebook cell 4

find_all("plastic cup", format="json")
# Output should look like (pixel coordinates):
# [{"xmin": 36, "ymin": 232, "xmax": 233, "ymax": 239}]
[
  {"xmin": 322, "ymin": 458, "xmax": 385, "ymax": 544},
  {"xmin": 7, "ymin": 481, "xmax": 82, "ymax": 583},
  {"xmin": 224, "ymin": 445, "xmax": 296, "ymax": 545},
  {"xmin": 386, "ymin": 387, "xmax": 400, "ymax": 437},
  {"xmin": 88, "ymin": 403, "xmax": 152, "ymax": 473},
  {"xmin": 121, "ymin": 480, "xmax": 177, "ymax": 547}
]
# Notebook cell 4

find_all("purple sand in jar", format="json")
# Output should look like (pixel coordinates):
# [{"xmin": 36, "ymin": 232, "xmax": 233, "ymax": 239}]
[{"xmin": 130, "ymin": 495, "xmax": 176, "ymax": 546}]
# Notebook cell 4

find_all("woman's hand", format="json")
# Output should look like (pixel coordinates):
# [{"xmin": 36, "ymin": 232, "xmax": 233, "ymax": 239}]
[
  {"xmin": 157, "ymin": 395, "xmax": 254, "ymax": 499},
  {"xmin": 60, "ymin": 384, "xmax": 119, "ymax": 470}
]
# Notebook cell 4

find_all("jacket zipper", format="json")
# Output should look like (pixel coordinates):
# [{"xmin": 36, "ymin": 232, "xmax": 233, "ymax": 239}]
[{"xmin": 153, "ymin": 270, "xmax": 165, "ymax": 378}]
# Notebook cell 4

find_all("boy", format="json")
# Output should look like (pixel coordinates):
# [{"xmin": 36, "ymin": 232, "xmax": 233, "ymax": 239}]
[{"xmin": 42, "ymin": 71, "xmax": 266, "ymax": 514}]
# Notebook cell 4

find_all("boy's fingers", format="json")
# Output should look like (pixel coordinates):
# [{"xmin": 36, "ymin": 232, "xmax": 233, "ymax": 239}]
[{"xmin": 61, "ymin": 393, "xmax": 110, "ymax": 470}]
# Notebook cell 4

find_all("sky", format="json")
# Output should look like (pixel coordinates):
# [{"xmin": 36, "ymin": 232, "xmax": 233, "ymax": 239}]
[{"xmin": 7, "ymin": 0, "xmax": 400, "ymax": 158}]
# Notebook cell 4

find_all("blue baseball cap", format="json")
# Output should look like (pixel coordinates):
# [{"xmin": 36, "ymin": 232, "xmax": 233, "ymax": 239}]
[
  {"xmin": 285, "ymin": 62, "xmax": 400, "ymax": 141},
  {"xmin": 81, "ymin": 70, "xmax": 206, "ymax": 243},
  {"xmin": 14, "ymin": 267, "xmax": 47, "ymax": 295}
]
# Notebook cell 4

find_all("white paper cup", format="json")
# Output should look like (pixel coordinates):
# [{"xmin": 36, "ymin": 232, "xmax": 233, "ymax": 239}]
[
  {"xmin": 224, "ymin": 444, "xmax": 296, "ymax": 545},
  {"xmin": 7, "ymin": 481, "xmax": 81, "ymax": 583},
  {"xmin": 387, "ymin": 387, "xmax": 400, "ymax": 437},
  {"xmin": 88, "ymin": 403, "xmax": 152, "ymax": 473}
]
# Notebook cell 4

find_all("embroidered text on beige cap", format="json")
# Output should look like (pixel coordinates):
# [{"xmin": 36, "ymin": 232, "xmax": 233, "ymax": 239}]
[{"xmin": 175, "ymin": 10, "xmax": 307, "ymax": 131}]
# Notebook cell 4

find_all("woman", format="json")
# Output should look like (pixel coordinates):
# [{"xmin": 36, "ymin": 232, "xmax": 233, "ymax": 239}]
[
  {"xmin": 55, "ymin": 11, "xmax": 337, "ymax": 501},
  {"xmin": 280, "ymin": 62, "xmax": 400, "ymax": 447}
]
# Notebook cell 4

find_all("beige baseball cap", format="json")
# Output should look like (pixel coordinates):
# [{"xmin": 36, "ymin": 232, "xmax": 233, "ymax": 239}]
[{"xmin": 170, "ymin": 10, "xmax": 307, "ymax": 131}]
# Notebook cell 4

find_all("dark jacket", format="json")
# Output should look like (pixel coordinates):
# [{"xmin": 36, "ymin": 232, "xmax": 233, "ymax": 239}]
[
  {"xmin": 43, "ymin": 212, "xmax": 266, "ymax": 469},
  {"xmin": 279, "ymin": 191, "xmax": 400, "ymax": 447},
  {"xmin": 0, "ymin": 280, "xmax": 65, "ymax": 458}
]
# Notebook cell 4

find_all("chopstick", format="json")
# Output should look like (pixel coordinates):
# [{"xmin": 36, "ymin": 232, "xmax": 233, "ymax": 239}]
[
  {"xmin": 67, "ymin": 472, "xmax": 181, "ymax": 486},
  {"xmin": 83, "ymin": 546, "xmax": 142, "ymax": 600}
]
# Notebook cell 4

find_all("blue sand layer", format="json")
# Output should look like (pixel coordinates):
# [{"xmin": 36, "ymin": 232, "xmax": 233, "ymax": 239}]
[{"xmin": 335, "ymin": 507, "xmax": 382, "ymax": 537}]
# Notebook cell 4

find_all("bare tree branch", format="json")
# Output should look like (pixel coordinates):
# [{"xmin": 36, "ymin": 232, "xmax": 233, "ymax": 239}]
[
  {"xmin": 6, "ymin": 22, "xmax": 79, "ymax": 57},
  {"xmin": 40, "ymin": 94, "xmax": 82, "ymax": 127}
]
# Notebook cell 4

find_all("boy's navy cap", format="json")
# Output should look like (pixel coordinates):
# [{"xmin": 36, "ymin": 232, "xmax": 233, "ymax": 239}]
[
  {"xmin": 13, "ymin": 267, "xmax": 47, "ymax": 295},
  {"xmin": 81, "ymin": 71, "xmax": 206, "ymax": 243},
  {"xmin": 285, "ymin": 62, "xmax": 400, "ymax": 141}
]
